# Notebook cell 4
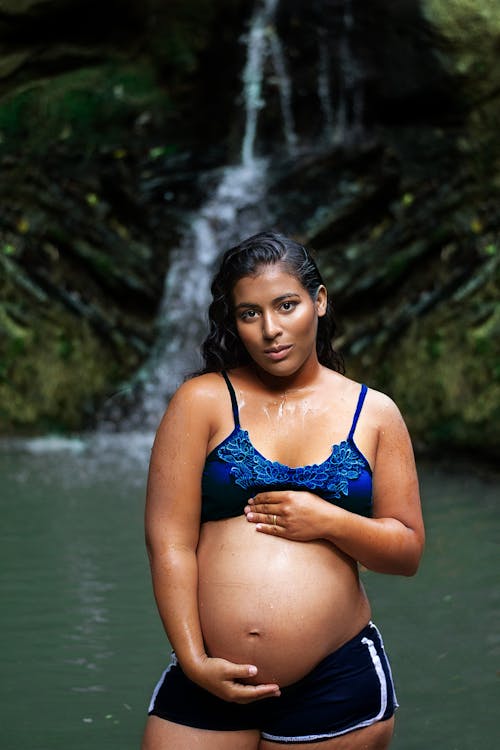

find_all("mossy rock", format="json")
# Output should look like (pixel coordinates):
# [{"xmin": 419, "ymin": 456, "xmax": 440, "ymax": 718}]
[
  {"xmin": 349, "ymin": 255, "xmax": 500, "ymax": 459},
  {"xmin": 0, "ymin": 60, "xmax": 170, "ymax": 156},
  {"xmin": 423, "ymin": 0, "xmax": 500, "ymax": 87},
  {"xmin": 0, "ymin": 319, "xmax": 114, "ymax": 432},
  {"xmin": 423, "ymin": 0, "xmax": 500, "ymax": 181},
  {"xmin": 0, "ymin": 252, "xmax": 143, "ymax": 433}
]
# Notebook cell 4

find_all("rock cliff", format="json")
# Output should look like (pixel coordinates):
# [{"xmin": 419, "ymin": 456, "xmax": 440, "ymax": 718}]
[{"xmin": 0, "ymin": 0, "xmax": 498, "ymax": 458}]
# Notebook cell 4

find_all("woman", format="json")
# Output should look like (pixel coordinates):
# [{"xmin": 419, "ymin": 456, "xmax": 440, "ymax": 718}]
[{"xmin": 142, "ymin": 232, "xmax": 424, "ymax": 750}]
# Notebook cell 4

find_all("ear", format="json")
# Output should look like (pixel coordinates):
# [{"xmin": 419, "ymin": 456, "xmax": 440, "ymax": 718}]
[{"xmin": 315, "ymin": 285, "xmax": 327, "ymax": 317}]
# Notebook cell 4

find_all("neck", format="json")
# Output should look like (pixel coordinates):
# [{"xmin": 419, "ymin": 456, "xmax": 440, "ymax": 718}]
[{"xmin": 252, "ymin": 357, "xmax": 322, "ymax": 393}]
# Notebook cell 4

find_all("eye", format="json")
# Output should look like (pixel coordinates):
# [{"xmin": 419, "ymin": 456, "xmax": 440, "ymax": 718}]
[
  {"xmin": 280, "ymin": 300, "xmax": 297, "ymax": 312},
  {"xmin": 239, "ymin": 309, "xmax": 259, "ymax": 321}
]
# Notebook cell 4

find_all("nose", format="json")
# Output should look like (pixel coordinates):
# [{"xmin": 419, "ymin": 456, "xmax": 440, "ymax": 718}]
[{"xmin": 261, "ymin": 311, "xmax": 281, "ymax": 340}]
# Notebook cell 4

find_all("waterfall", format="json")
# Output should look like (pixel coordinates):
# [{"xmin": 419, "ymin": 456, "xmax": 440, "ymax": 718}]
[
  {"xmin": 334, "ymin": 0, "xmax": 364, "ymax": 144},
  {"xmin": 315, "ymin": 0, "xmax": 364, "ymax": 145},
  {"xmin": 102, "ymin": 0, "xmax": 365, "ymax": 432},
  {"xmin": 241, "ymin": 0, "xmax": 297, "ymax": 166},
  {"xmin": 6, "ymin": 0, "xmax": 369, "ymax": 468},
  {"xmin": 121, "ymin": 161, "xmax": 270, "ymax": 429},
  {"xmin": 110, "ymin": 0, "xmax": 290, "ymax": 430}
]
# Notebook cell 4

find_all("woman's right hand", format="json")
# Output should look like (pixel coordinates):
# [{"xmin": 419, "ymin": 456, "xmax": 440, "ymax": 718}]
[{"xmin": 187, "ymin": 655, "xmax": 281, "ymax": 704}]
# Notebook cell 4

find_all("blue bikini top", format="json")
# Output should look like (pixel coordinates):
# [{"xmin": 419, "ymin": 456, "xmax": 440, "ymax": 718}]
[{"xmin": 200, "ymin": 372, "xmax": 373, "ymax": 523}]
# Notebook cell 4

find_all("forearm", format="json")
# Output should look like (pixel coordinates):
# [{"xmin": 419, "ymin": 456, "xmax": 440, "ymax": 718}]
[
  {"xmin": 148, "ymin": 545, "xmax": 207, "ymax": 677},
  {"xmin": 323, "ymin": 505, "xmax": 423, "ymax": 576},
  {"xmin": 148, "ymin": 543, "xmax": 282, "ymax": 702}
]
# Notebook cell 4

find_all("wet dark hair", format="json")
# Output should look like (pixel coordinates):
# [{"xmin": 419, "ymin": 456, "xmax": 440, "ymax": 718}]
[{"xmin": 198, "ymin": 231, "xmax": 344, "ymax": 374}]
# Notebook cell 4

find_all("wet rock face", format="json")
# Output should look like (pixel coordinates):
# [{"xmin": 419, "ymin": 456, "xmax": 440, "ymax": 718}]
[
  {"xmin": 0, "ymin": 0, "xmax": 499, "ymax": 458},
  {"xmin": 0, "ymin": 146, "xmax": 212, "ymax": 432}
]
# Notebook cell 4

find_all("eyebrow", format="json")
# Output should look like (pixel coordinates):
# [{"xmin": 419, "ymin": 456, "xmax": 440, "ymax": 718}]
[{"xmin": 234, "ymin": 292, "xmax": 301, "ymax": 310}]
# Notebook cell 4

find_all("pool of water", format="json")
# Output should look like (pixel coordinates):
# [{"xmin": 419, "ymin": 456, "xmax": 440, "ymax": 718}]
[{"xmin": 1, "ymin": 435, "xmax": 498, "ymax": 749}]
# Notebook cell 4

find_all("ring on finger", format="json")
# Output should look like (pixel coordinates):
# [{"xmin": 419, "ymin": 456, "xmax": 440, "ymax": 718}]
[{"xmin": 272, "ymin": 514, "xmax": 277, "ymax": 526}]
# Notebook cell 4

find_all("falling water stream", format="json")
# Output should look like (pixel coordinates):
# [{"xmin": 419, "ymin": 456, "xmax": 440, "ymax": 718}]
[
  {"xmin": 1, "ymin": 2, "xmax": 498, "ymax": 749},
  {"xmin": 103, "ymin": 0, "xmax": 364, "ymax": 430},
  {"xmin": 123, "ymin": 159, "xmax": 271, "ymax": 429},
  {"xmin": 110, "ymin": 0, "xmax": 302, "ymax": 430}
]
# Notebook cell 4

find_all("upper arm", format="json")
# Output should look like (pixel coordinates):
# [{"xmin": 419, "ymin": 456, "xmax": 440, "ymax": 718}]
[
  {"xmin": 371, "ymin": 392, "xmax": 425, "ymax": 545},
  {"xmin": 145, "ymin": 377, "xmax": 215, "ymax": 556}
]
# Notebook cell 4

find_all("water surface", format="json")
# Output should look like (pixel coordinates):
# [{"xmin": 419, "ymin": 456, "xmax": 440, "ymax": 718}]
[{"xmin": 1, "ymin": 437, "xmax": 498, "ymax": 749}]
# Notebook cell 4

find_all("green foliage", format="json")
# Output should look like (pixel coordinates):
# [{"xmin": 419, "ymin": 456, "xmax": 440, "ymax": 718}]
[
  {"xmin": 423, "ymin": 0, "xmax": 500, "ymax": 185},
  {"xmin": 378, "ymin": 274, "xmax": 500, "ymax": 457},
  {"xmin": 0, "ymin": 304, "xmax": 121, "ymax": 431},
  {"xmin": 0, "ymin": 62, "xmax": 170, "ymax": 156},
  {"xmin": 424, "ymin": 0, "xmax": 500, "ymax": 83},
  {"xmin": 0, "ymin": 255, "xmax": 141, "ymax": 433}
]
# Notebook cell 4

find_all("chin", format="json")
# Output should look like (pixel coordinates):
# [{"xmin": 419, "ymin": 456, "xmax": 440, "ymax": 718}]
[{"xmin": 256, "ymin": 358, "xmax": 301, "ymax": 377}]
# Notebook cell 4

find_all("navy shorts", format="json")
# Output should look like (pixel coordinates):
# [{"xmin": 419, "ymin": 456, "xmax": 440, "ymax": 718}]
[{"xmin": 148, "ymin": 622, "xmax": 398, "ymax": 743}]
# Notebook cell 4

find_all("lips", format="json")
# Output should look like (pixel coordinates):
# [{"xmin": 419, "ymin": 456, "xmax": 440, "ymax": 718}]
[{"xmin": 263, "ymin": 344, "xmax": 292, "ymax": 360}]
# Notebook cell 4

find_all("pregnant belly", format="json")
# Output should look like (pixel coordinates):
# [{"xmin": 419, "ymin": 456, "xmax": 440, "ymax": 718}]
[{"xmin": 197, "ymin": 516, "xmax": 370, "ymax": 686}]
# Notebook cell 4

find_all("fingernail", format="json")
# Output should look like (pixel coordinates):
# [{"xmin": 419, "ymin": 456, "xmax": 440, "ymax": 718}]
[{"xmin": 248, "ymin": 665, "xmax": 257, "ymax": 676}]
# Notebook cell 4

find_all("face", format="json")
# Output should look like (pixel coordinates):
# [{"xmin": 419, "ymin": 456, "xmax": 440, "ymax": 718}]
[{"xmin": 232, "ymin": 263, "xmax": 327, "ymax": 378}]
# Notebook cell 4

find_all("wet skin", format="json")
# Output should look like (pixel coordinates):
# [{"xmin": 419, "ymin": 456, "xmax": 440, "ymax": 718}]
[{"xmin": 142, "ymin": 265, "xmax": 424, "ymax": 748}]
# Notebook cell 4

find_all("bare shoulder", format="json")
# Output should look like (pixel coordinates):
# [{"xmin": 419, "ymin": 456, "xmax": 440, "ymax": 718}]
[
  {"xmin": 364, "ymin": 385, "xmax": 405, "ymax": 426},
  {"xmin": 323, "ymin": 370, "xmax": 399, "ymax": 410},
  {"xmin": 151, "ymin": 372, "xmax": 228, "ymax": 466},
  {"xmin": 361, "ymin": 385, "xmax": 415, "ymax": 465},
  {"xmin": 170, "ymin": 372, "xmax": 226, "ymax": 407},
  {"xmin": 323, "ymin": 370, "xmax": 407, "ymax": 436},
  {"xmin": 157, "ymin": 372, "xmax": 227, "ymax": 433}
]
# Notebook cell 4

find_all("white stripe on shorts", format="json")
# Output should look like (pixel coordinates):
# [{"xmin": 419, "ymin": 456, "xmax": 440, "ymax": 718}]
[
  {"xmin": 261, "ymin": 623, "xmax": 390, "ymax": 743},
  {"xmin": 147, "ymin": 652, "xmax": 178, "ymax": 713},
  {"xmin": 369, "ymin": 621, "xmax": 399, "ymax": 708}
]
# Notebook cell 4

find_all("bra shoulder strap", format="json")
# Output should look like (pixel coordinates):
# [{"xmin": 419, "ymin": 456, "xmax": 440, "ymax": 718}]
[
  {"xmin": 221, "ymin": 371, "xmax": 240, "ymax": 428},
  {"xmin": 348, "ymin": 384, "xmax": 368, "ymax": 441}
]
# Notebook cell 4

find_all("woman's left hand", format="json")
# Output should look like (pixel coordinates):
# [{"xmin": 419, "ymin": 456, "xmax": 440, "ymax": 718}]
[{"xmin": 244, "ymin": 490, "xmax": 331, "ymax": 542}]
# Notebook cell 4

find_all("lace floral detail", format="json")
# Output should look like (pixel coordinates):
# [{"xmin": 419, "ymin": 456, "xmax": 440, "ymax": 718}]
[{"xmin": 217, "ymin": 429, "xmax": 366, "ymax": 499}]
